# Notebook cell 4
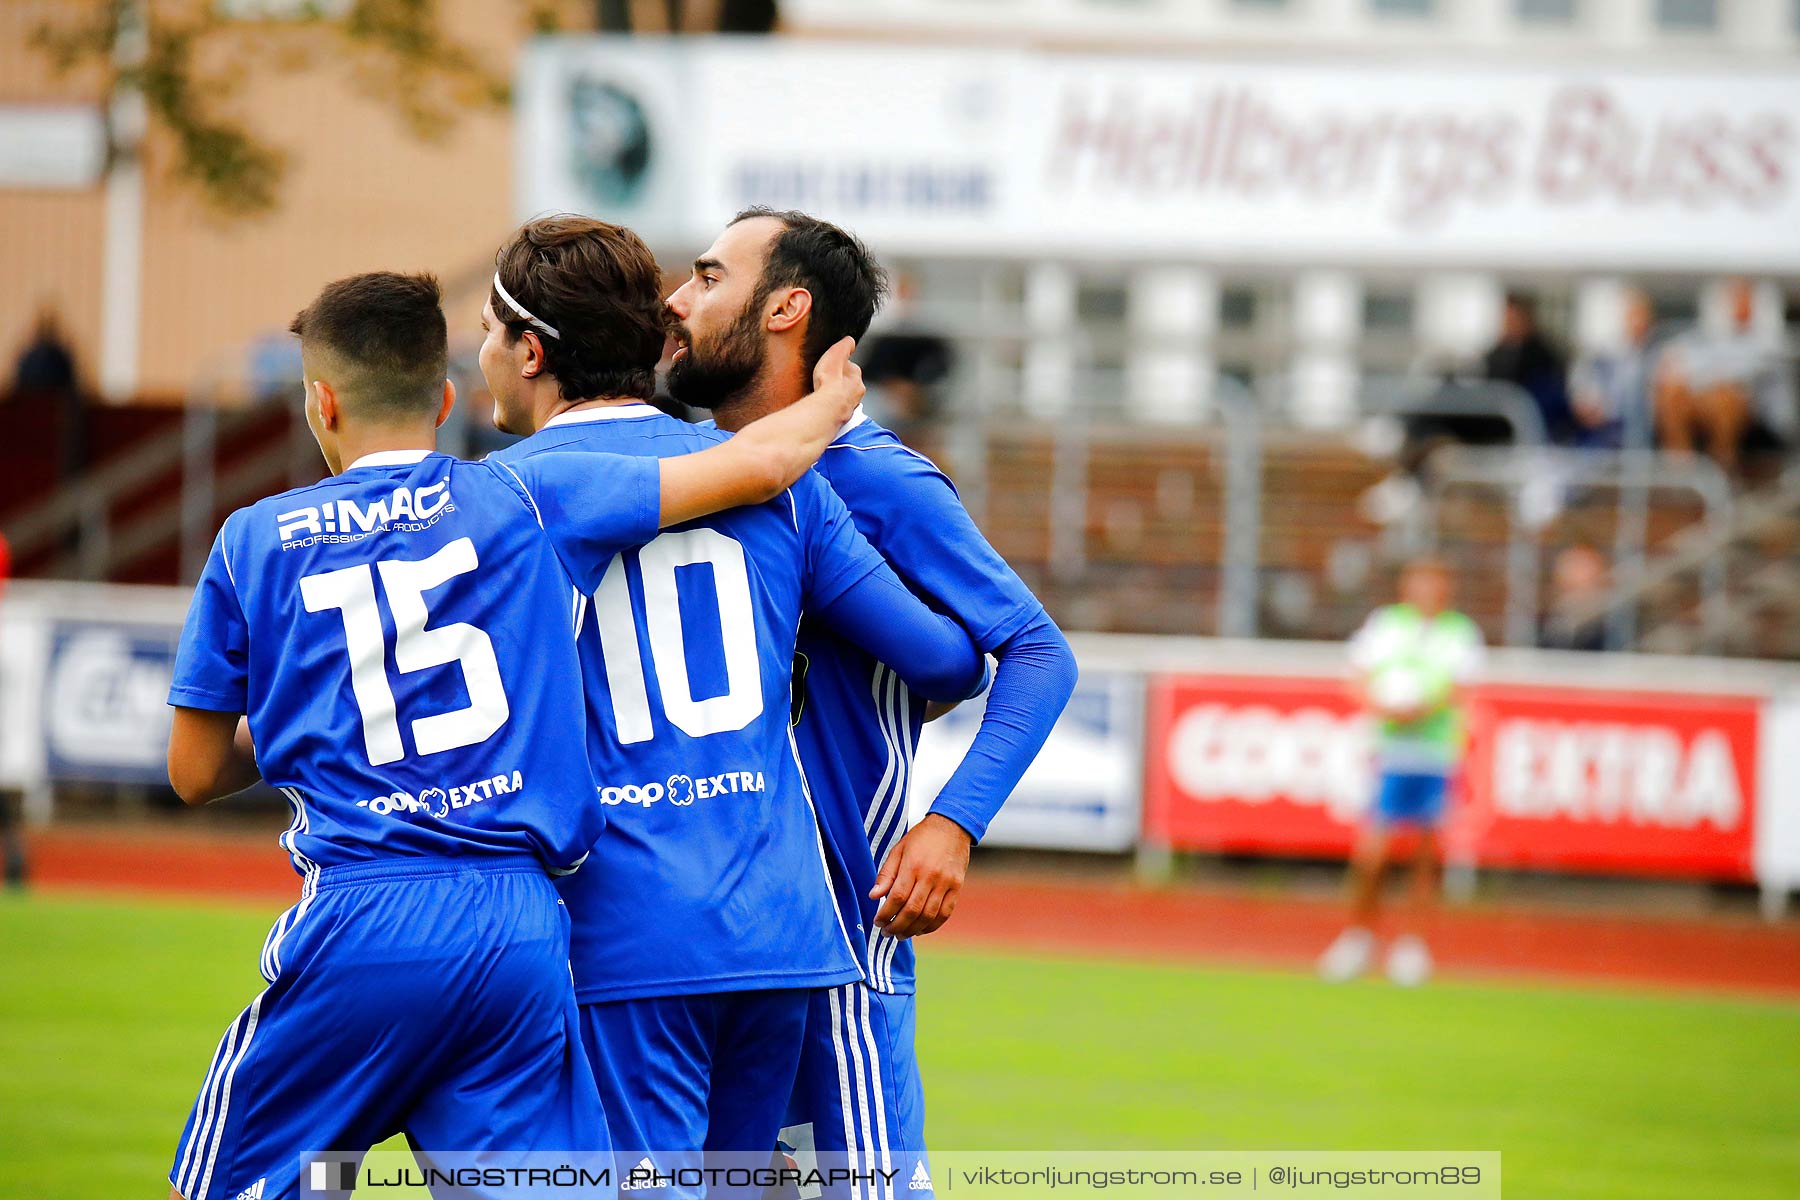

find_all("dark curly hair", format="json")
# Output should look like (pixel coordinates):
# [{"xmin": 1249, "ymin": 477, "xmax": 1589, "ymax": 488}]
[{"xmin": 491, "ymin": 214, "xmax": 669, "ymax": 402}]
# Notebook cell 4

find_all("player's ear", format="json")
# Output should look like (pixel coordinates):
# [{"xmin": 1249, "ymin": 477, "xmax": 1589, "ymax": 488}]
[
  {"xmin": 312, "ymin": 380, "xmax": 340, "ymax": 431},
  {"xmin": 766, "ymin": 286, "xmax": 810, "ymax": 335},
  {"xmin": 434, "ymin": 379, "xmax": 456, "ymax": 429},
  {"xmin": 521, "ymin": 330, "xmax": 545, "ymax": 379}
]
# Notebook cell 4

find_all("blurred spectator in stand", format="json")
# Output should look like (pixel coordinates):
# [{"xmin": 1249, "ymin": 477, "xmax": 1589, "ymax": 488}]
[
  {"xmin": 11, "ymin": 306, "xmax": 85, "ymax": 482},
  {"xmin": 1484, "ymin": 292, "xmax": 1574, "ymax": 445},
  {"xmin": 1319, "ymin": 557, "xmax": 1484, "ymax": 988},
  {"xmin": 13, "ymin": 307, "xmax": 75, "ymax": 395},
  {"xmin": 1654, "ymin": 278, "xmax": 1792, "ymax": 474},
  {"xmin": 859, "ymin": 274, "xmax": 953, "ymax": 438},
  {"xmin": 1539, "ymin": 542, "xmax": 1611, "ymax": 652},
  {"xmin": 1372, "ymin": 295, "xmax": 1578, "ymax": 532},
  {"xmin": 1568, "ymin": 289, "xmax": 1657, "ymax": 450}
]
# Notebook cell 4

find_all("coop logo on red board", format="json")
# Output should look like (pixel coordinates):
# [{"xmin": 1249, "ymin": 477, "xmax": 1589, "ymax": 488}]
[
  {"xmin": 1144, "ymin": 675, "xmax": 1373, "ymax": 860},
  {"xmin": 1490, "ymin": 720, "xmax": 1744, "ymax": 831},
  {"xmin": 1165, "ymin": 701, "xmax": 1371, "ymax": 820},
  {"xmin": 1147, "ymin": 674, "xmax": 1763, "ymax": 881}
]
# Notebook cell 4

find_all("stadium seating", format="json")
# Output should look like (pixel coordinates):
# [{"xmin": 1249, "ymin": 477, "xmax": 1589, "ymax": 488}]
[{"xmin": 6, "ymin": 399, "xmax": 1797, "ymax": 656}]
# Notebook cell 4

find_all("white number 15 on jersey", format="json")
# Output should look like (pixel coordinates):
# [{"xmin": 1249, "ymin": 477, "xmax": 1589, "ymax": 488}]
[{"xmin": 300, "ymin": 536, "xmax": 508, "ymax": 766}]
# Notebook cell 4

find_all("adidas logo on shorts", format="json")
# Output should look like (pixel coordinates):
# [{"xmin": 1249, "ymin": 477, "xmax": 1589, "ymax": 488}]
[
  {"xmin": 909, "ymin": 1161, "xmax": 933, "ymax": 1191},
  {"xmin": 622, "ymin": 1157, "xmax": 662, "ymax": 1192},
  {"xmin": 232, "ymin": 1180, "xmax": 266, "ymax": 1200}
]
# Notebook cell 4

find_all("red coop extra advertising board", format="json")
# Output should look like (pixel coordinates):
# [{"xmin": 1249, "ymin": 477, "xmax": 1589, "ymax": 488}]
[
  {"xmin": 1145, "ymin": 675, "xmax": 1372, "ymax": 861},
  {"xmin": 1144, "ymin": 674, "xmax": 1760, "ymax": 881},
  {"xmin": 1461, "ymin": 684, "xmax": 1759, "ymax": 881}
]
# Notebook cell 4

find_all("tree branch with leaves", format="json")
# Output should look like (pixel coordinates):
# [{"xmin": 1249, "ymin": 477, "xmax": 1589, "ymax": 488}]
[{"xmin": 31, "ymin": 0, "xmax": 557, "ymax": 218}]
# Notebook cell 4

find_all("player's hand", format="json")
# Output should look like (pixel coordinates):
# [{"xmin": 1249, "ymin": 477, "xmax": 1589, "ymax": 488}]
[
  {"xmin": 870, "ymin": 813, "xmax": 972, "ymax": 939},
  {"xmin": 691, "ymin": 336, "xmax": 865, "ymax": 514},
  {"xmin": 810, "ymin": 336, "xmax": 864, "ymax": 423}
]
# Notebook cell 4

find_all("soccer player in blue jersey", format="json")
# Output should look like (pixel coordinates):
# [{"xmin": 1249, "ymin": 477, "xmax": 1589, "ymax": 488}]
[
  {"xmin": 666, "ymin": 210, "xmax": 1079, "ymax": 1193},
  {"xmin": 163, "ymin": 271, "xmax": 868, "ymax": 1200},
  {"xmin": 477, "ymin": 215, "xmax": 990, "ymax": 1172}
]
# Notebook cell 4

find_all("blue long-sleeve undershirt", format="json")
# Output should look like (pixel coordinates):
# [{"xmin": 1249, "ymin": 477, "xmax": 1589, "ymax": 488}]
[
  {"xmin": 925, "ymin": 611, "xmax": 1078, "ymax": 843},
  {"xmin": 815, "ymin": 564, "xmax": 990, "ymax": 704}
]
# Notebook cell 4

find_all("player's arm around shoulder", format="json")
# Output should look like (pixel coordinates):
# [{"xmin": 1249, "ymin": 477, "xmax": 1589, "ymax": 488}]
[
  {"xmin": 658, "ymin": 337, "xmax": 864, "ymax": 524},
  {"xmin": 828, "ymin": 430, "xmax": 1049, "ymax": 655},
  {"xmin": 492, "ymin": 339, "xmax": 862, "ymax": 570},
  {"xmin": 798, "ymin": 468, "xmax": 989, "ymax": 702},
  {"xmin": 832, "ymin": 427, "xmax": 1079, "ymax": 733}
]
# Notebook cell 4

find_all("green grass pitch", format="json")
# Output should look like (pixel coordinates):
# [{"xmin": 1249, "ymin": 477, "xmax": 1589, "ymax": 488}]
[{"xmin": 3, "ymin": 891, "xmax": 1796, "ymax": 1200}]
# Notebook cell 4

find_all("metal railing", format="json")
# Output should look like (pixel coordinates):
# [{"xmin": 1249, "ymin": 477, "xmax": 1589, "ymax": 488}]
[
  {"xmin": 1358, "ymin": 375, "xmax": 1550, "ymax": 449},
  {"xmin": 935, "ymin": 333, "xmax": 1267, "ymax": 638},
  {"xmin": 1215, "ymin": 376, "xmax": 1262, "ymax": 639},
  {"xmin": 1567, "ymin": 461, "xmax": 1800, "ymax": 654},
  {"xmin": 1421, "ymin": 445, "xmax": 1735, "ymax": 651},
  {"xmin": 2, "ymin": 307, "xmax": 503, "ymax": 586},
  {"xmin": 2, "ymin": 404, "xmax": 298, "ymax": 582},
  {"xmin": 6, "ymin": 350, "xmax": 1791, "ymax": 660}
]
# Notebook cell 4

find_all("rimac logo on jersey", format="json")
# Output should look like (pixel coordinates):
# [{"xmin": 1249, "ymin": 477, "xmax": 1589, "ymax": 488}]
[
  {"xmin": 276, "ymin": 482, "xmax": 453, "ymax": 549},
  {"xmin": 599, "ymin": 770, "xmax": 766, "ymax": 808},
  {"xmin": 360, "ymin": 770, "xmax": 523, "ymax": 819}
]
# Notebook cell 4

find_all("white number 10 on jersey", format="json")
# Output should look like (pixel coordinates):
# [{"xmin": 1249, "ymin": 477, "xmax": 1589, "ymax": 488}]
[{"xmin": 592, "ymin": 528, "xmax": 764, "ymax": 744}]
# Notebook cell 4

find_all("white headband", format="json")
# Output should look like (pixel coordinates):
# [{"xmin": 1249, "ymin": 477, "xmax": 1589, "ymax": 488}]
[{"xmin": 493, "ymin": 272, "xmax": 560, "ymax": 340}]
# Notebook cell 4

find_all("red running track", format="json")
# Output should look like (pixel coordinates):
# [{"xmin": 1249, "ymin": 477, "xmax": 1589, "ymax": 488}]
[{"xmin": 24, "ymin": 826, "xmax": 1800, "ymax": 1002}]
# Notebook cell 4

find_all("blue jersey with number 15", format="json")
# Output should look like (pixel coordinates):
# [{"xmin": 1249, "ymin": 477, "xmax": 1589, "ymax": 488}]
[{"xmin": 168, "ymin": 448, "xmax": 662, "ymax": 877}]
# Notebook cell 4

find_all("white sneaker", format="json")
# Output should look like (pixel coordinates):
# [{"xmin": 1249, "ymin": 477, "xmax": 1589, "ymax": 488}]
[
  {"xmin": 1386, "ymin": 935, "xmax": 1433, "ymax": 987},
  {"xmin": 1317, "ymin": 927, "xmax": 1375, "ymax": 983}
]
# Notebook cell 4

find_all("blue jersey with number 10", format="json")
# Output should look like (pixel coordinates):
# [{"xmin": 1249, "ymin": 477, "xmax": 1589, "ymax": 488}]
[
  {"xmin": 168, "ymin": 448, "xmax": 662, "ymax": 877},
  {"xmin": 491, "ymin": 406, "xmax": 884, "ymax": 1004}
]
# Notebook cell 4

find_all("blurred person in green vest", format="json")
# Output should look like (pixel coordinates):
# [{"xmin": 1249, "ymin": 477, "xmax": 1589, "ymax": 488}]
[{"xmin": 1319, "ymin": 557, "xmax": 1484, "ymax": 987}]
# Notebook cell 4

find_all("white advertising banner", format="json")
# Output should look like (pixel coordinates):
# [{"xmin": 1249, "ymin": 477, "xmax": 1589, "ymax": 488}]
[
  {"xmin": 910, "ymin": 669, "xmax": 1144, "ymax": 852},
  {"xmin": 0, "ymin": 583, "xmax": 194, "ymax": 815},
  {"xmin": 1753, "ymin": 689, "xmax": 1800, "ymax": 902},
  {"xmin": 517, "ymin": 40, "xmax": 1015, "ymax": 255},
  {"xmin": 517, "ymin": 38, "xmax": 1800, "ymax": 270}
]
